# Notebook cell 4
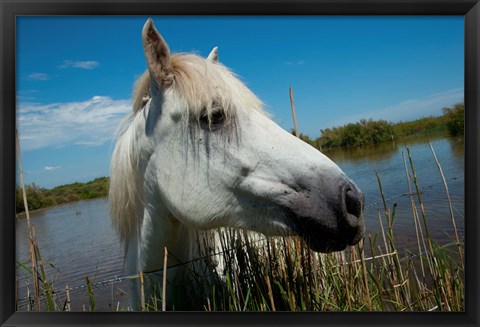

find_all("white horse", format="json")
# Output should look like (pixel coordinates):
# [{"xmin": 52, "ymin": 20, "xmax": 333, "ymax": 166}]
[{"xmin": 109, "ymin": 18, "xmax": 365, "ymax": 310}]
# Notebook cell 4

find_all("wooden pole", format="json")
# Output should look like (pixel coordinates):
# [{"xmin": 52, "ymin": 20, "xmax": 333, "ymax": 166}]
[
  {"xmin": 16, "ymin": 129, "xmax": 40, "ymax": 311},
  {"xmin": 289, "ymin": 87, "xmax": 299, "ymax": 138},
  {"xmin": 162, "ymin": 247, "xmax": 168, "ymax": 311},
  {"xmin": 139, "ymin": 271, "xmax": 145, "ymax": 311},
  {"xmin": 288, "ymin": 88, "xmax": 305, "ymax": 249},
  {"xmin": 65, "ymin": 284, "xmax": 72, "ymax": 311},
  {"xmin": 15, "ymin": 129, "xmax": 31, "ymax": 228}
]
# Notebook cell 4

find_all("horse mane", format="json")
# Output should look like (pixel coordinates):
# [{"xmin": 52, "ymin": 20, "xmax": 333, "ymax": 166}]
[{"xmin": 110, "ymin": 53, "xmax": 266, "ymax": 244}]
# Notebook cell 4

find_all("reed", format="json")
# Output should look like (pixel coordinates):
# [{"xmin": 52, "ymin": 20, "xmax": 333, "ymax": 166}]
[
  {"xmin": 85, "ymin": 276, "xmax": 96, "ymax": 311},
  {"xmin": 429, "ymin": 143, "xmax": 464, "ymax": 268}
]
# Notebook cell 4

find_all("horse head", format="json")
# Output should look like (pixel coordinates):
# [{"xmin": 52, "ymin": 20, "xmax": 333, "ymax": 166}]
[{"xmin": 111, "ymin": 18, "xmax": 365, "ymax": 254}]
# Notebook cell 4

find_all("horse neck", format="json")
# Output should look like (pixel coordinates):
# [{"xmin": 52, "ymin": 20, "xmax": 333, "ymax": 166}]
[
  {"xmin": 125, "ymin": 208, "xmax": 202, "ymax": 310},
  {"xmin": 138, "ymin": 201, "xmax": 200, "ymax": 275}
]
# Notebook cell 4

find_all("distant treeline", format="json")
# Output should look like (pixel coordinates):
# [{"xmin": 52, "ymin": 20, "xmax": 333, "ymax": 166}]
[
  {"xmin": 16, "ymin": 177, "xmax": 109, "ymax": 214},
  {"xmin": 296, "ymin": 102, "xmax": 464, "ymax": 150}
]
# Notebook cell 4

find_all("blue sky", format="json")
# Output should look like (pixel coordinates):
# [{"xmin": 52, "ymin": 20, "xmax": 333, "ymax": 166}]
[{"xmin": 16, "ymin": 16, "xmax": 464, "ymax": 188}]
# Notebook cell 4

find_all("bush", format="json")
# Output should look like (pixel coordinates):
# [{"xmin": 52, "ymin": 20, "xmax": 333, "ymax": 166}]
[
  {"xmin": 318, "ymin": 119, "xmax": 394, "ymax": 149},
  {"xmin": 15, "ymin": 177, "xmax": 110, "ymax": 213},
  {"xmin": 15, "ymin": 184, "xmax": 45, "ymax": 212},
  {"xmin": 393, "ymin": 116, "xmax": 446, "ymax": 137},
  {"xmin": 442, "ymin": 103, "xmax": 464, "ymax": 137}
]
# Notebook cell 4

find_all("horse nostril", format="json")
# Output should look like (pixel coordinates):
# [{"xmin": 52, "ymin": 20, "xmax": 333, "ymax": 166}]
[
  {"xmin": 345, "ymin": 188, "xmax": 363, "ymax": 219},
  {"xmin": 337, "ymin": 183, "xmax": 365, "ymax": 246}
]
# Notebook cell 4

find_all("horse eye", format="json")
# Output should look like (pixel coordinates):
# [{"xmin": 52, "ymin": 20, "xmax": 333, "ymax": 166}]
[
  {"xmin": 200, "ymin": 107, "xmax": 226, "ymax": 131},
  {"xmin": 210, "ymin": 109, "xmax": 225, "ymax": 125}
]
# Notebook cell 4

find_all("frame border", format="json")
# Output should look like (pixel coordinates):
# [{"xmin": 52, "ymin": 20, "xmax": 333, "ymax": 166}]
[{"xmin": 1, "ymin": 1, "xmax": 478, "ymax": 326}]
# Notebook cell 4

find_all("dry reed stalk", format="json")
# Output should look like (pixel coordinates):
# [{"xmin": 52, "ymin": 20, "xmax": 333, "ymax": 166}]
[
  {"xmin": 375, "ymin": 176, "xmax": 402, "ymax": 306},
  {"xmin": 85, "ymin": 276, "xmax": 95, "ymax": 311},
  {"xmin": 392, "ymin": 247, "xmax": 411, "ymax": 310},
  {"xmin": 110, "ymin": 282, "xmax": 114, "ymax": 311},
  {"xmin": 344, "ymin": 271, "xmax": 352, "ymax": 309},
  {"xmin": 358, "ymin": 241, "xmax": 372, "ymax": 309},
  {"xmin": 333, "ymin": 250, "xmax": 397, "ymax": 269},
  {"xmin": 231, "ymin": 262, "xmax": 243, "ymax": 310},
  {"xmin": 65, "ymin": 284, "xmax": 71, "ymax": 311},
  {"xmin": 367, "ymin": 234, "xmax": 386, "ymax": 310},
  {"xmin": 15, "ymin": 278, "xmax": 19, "ymax": 311},
  {"xmin": 206, "ymin": 297, "xmax": 212, "ymax": 311},
  {"xmin": 403, "ymin": 151, "xmax": 427, "ymax": 278},
  {"xmin": 26, "ymin": 279, "xmax": 31, "ymax": 311},
  {"xmin": 443, "ymin": 270, "xmax": 454, "ymax": 310},
  {"xmin": 30, "ymin": 228, "xmax": 41, "ymax": 311},
  {"xmin": 162, "ymin": 247, "xmax": 168, "ymax": 311},
  {"xmin": 33, "ymin": 238, "xmax": 55, "ymax": 310},
  {"xmin": 16, "ymin": 129, "xmax": 40, "ymax": 311},
  {"xmin": 406, "ymin": 148, "xmax": 434, "ymax": 255},
  {"xmin": 429, "ymin": 143, "xmax": 463, "ymax": 267},
  {"xmin": 265, "ymin": 275, "xmax": 276, "ymax": 311},
  {"xmin": 378, "ymin": 169, "xmax": 413, "ymax": 309},
  {"xmin": 289, "ymin": 86, "xmax": 299, "ymax": 138},
  {"xmin": 406, "ymin": 147, "xmax": 444, "ymax": 310},
  {"xmin": 139, "ymin": 271, "xmax": 145, "ymax": 311},
  {"xmin": 281, "ymin": 239, "xmax": 295, "ymax": 310},
  {"xmin": 377, "ymin": 210, "xmax": 393, "ymax": 268},
  {"xmin": 294, "ymin": 239, "xmax": 302, "ymax": 279},
  {"xmin": 375, "ymin": 172, "xmax": 391, "ymax": 228}
]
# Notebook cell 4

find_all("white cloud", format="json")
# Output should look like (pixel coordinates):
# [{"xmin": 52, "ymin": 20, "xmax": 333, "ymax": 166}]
[
  {"xmin": 284, "ymin": 60, "xmax": 305, "ymax": 66},
  {"xmin": 336, "ymin": 88, "xmax": 464, "ymax": 126},
  {"xmin": 17, "ymin": 96, "xmax": 132, "ymax": 151},
  {"xmin": 25, "ymin": 73, "xmax": 50, "ymax": 81},
  {"xmin": 17, "ymin": 90, "xmax": 39, "ymax": 102},
  {"xmin": 44, "ymin": 166, "xmax": 62, "ymax": 171},
  {"xmin": 59, "ymin": 60, "xmax": 99, "ymax": 70}
]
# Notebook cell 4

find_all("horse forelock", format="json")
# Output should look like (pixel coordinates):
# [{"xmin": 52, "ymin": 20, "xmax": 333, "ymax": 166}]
[{"xmin": 132, "ymin": 53, "xmax": 267, "ymax": 119}]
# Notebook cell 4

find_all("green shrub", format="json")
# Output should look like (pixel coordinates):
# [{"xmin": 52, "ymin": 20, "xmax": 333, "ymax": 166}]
[
  {"xmin": 15, "ymin": 177, "xmax": 110, "ymax": 213},
  {"xmin": 15, "ymin": 184, "xmax": 45, "ymax": 212},
  {"xmin": 442, "ymin": 103, "xmax": 464, "ymax": 137},
  {"xmin": 318, "ymin": 119, "xmax": 394, "ymax": 149}
]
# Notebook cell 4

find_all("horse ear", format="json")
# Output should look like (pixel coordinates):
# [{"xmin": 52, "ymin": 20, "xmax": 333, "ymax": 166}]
[
  {"xmin": 142, "ymin": 18, "xmax": 173, "ymax": 87},
  {"xmin": 207, "ymin": 46, "xmax": 219, "ymax": 63}
]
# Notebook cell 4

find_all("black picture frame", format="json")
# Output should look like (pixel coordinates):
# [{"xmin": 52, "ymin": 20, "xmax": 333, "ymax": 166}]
[{"xmin": 1, "ymin": 1, "xmax": 478, "ymax": 326}]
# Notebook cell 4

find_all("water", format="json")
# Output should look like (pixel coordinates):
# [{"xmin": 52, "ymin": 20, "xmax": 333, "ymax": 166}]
[
  {"xmin": 324, "ymin": 135, "xmax": 464, "ymax": 249},
  {"xmin": 15, "ymin": 198, "xmax": 130, "ymax": 311},
  {"xmin": 15, "ymin": 136, "xmax": 464, "ymax": 311}
]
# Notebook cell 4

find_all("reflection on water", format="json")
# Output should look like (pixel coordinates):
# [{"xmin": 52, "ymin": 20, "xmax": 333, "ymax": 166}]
[
  {"xmin": 324, "ymin": 140, "xmax": 399, "ymax": 163},
  {"xmin": 15, "ymin": 136, "xmax": 464, "ymax": 311}
]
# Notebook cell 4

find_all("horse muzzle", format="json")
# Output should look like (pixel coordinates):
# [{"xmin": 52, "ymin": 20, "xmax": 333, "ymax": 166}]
[{"xmin": 285, "ymin": 179, "xmax": 366, "ymax": 253}]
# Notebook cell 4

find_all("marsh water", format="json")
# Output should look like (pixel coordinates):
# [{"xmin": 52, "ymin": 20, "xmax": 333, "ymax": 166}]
[{"xmin": 15, "ymin": 135, "xmax": 464, "ymax": 311}]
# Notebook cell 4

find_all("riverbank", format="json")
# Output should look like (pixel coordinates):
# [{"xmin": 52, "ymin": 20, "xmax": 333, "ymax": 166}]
[
  {"xmin": 16, "ymin": 196, "xmax": 108, "ymax": 219},
  {"xmin": 16, "ymin": 177, "xmax": 109, "ymax": 214},
  {"xmin": 299, "ymin": 102, "xmax": 464, "ymax": 151}
]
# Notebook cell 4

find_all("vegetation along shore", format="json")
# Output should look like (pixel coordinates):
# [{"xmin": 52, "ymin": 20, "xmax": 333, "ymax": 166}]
[
  {"xmin": 16, "ymin": 177, "xmax": 109, "ymax": 214},
  {"xmin": 15, "ymin": 103, "xmax": 463, "ymax": 214},
  {"xmin": 297, "ymin": 102, "xmax": 464, "ymax": 150}
]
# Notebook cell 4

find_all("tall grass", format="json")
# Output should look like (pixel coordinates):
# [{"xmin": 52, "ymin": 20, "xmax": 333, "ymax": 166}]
[{"xmin": 16, "ymin": 145, "xmax": 464, "ymax": 312}]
